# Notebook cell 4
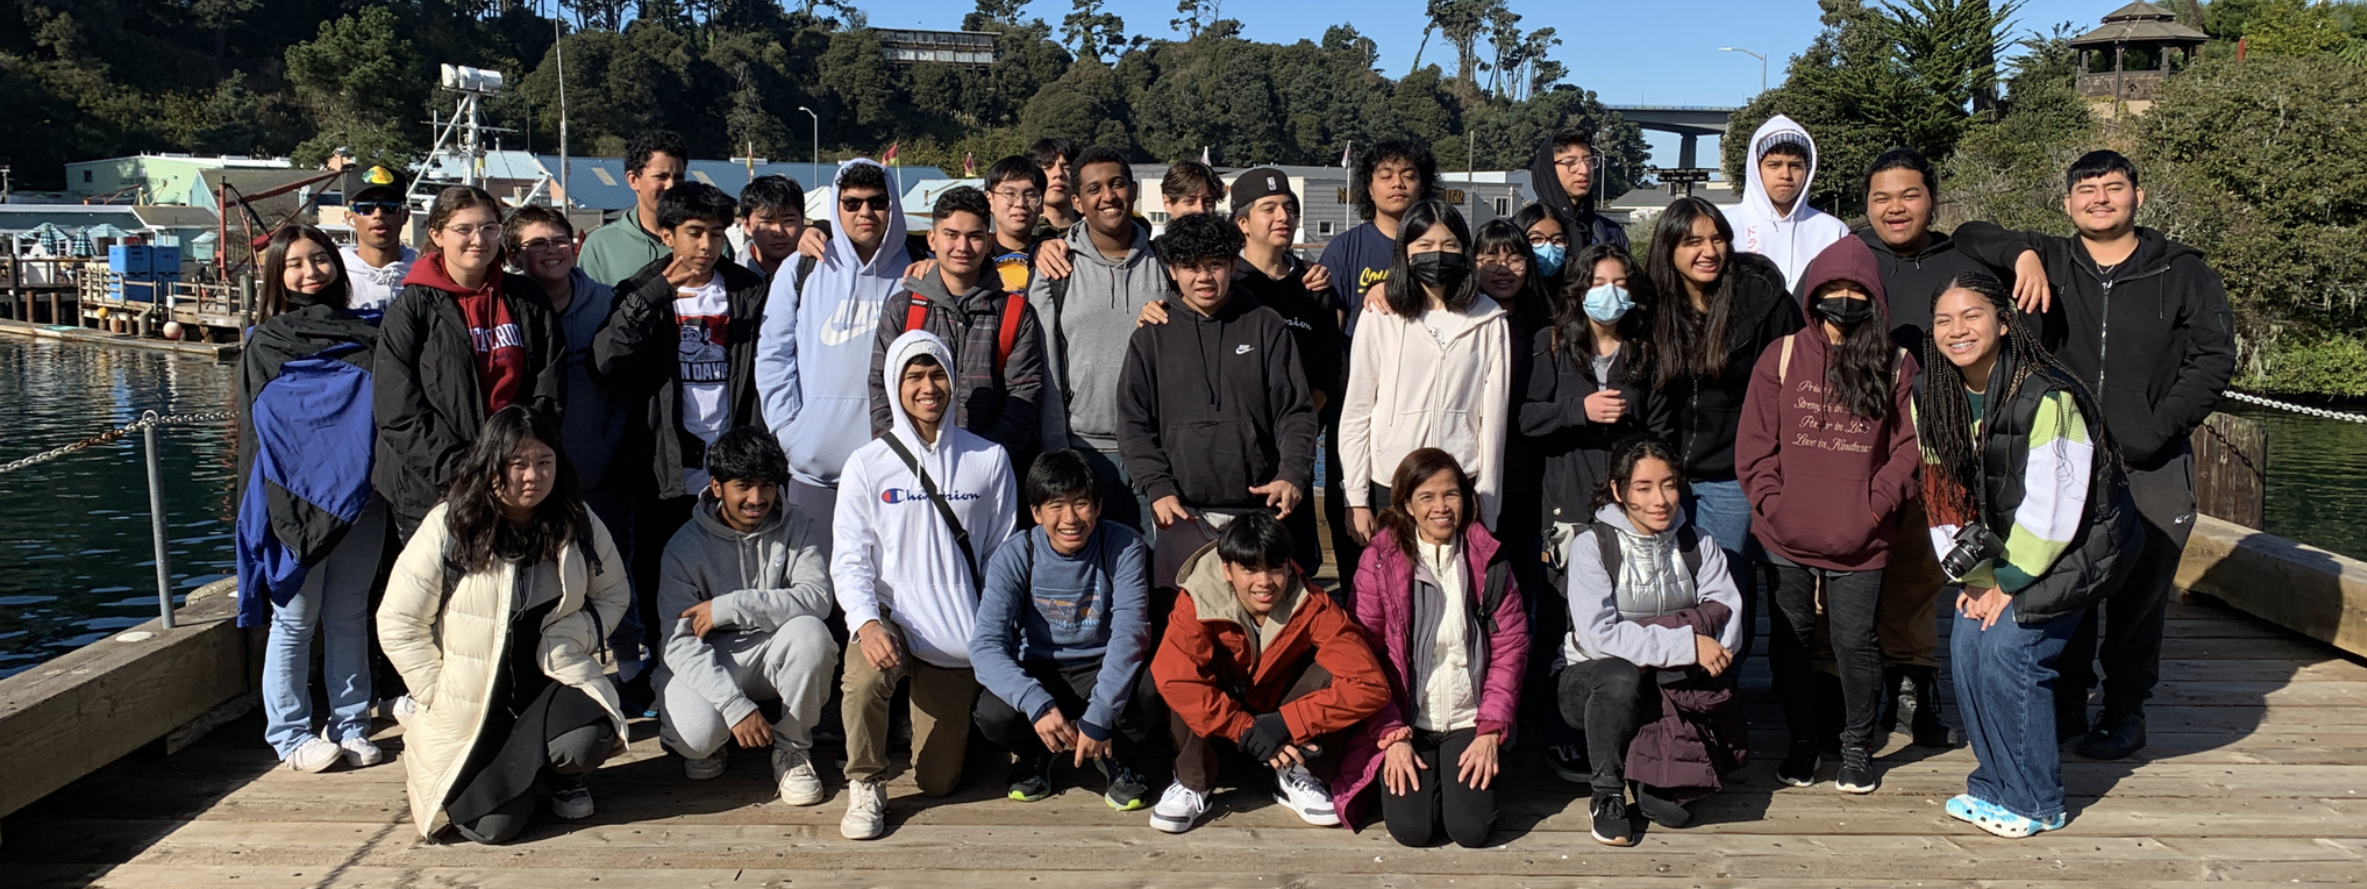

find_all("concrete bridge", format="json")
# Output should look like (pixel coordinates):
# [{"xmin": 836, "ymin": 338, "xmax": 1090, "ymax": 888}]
[{"xmin": 1606, "ymin": 105, "xmax": 1739, "ymax": 169}]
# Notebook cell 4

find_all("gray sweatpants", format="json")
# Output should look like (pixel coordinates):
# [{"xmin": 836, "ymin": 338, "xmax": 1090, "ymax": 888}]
[{"xmin": 655, "ymin": 615, "xmax": 839, "ymax": 758}]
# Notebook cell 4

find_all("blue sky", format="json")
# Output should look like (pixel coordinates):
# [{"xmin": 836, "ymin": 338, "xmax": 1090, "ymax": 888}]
[{"xmin": 853, "ymin": 0, "xmax": 2124, "ymax": 164}]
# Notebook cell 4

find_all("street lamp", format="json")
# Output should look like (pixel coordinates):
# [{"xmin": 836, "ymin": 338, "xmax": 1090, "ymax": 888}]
[
  {"xmin": 796, "ymin": 106, "xmax": 820, "ymax": 174},
  {"xmin": 1720, "ymin": 46, "xmax": 1768, "ymax": 93}
]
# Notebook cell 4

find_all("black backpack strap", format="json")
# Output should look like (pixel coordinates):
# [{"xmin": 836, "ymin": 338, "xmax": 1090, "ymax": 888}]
[
  {"xmin": 1476, "ymin": 557, "xmax": 1512, "ymax": 636},
  {"xmin": 794, "ymin": 254, "xmax": 818, "ymax": 292},
  {"xmin": 1591, "ymin": 521, "xmax": 1622, "ymax": 582},
  {"xmin": 879, "ymin": 433, "xmax": 980, "ymax": 591},
  {"xmin": 1676, "ymin": 525, "xmax": 1704, "ymax": 578}
]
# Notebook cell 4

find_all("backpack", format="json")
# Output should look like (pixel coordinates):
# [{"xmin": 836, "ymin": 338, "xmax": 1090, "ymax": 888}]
[
  {"xmin": 1586, "ymin": 521, "xmax": 1705, "ymax": 587},
  {"xmin": 901, "ymin": 291, "xmax": 1028, "ymax": 377},
  {"xmin": 1471, "ymin": 555, "xmax": 1514, "ymax": 639},
  {"xmin": 791, "ymin": 254, "xmax": 818, "ymax": 292}
]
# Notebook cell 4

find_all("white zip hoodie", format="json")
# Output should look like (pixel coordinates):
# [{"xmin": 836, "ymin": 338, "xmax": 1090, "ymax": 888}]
[
  {"xmin": 831, "ymin": 330, "xmax": 1019, "ymax": 668},
  {"xmin": 757, "ymin": 158, "xmax": 912, "ymax": 486},
  {"xmin": 1730, "ymin": 114, "xmax": 1851, "ymax": 291},
  {"xmin": 1338, "ymin": 293, "xmax": 1511, "ymax": 527}
]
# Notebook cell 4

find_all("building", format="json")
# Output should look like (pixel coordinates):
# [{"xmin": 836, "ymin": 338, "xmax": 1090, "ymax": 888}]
[
  {"xmin": 877, "ymin": 30, "xmax": 998, "ymax": 69},
  {"xmin": 64, "ymin": 154, "xmax": 294, "ymax": 205},
  {"xmin": 2072, "ymin": 1, "xmax": 2209, "ymax": 117},
  {"xmin": 1113, "ymin": 164, "xmax": 1532, "ymax": 246},
  {"xmin": 1606, "ymin": 178, "xmax": 1743, "ymax": 227}
]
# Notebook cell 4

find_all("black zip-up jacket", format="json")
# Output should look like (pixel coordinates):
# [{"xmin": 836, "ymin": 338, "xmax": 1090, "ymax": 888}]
[
  {"xmin": 1952, "ymin": 223, "xmax": 2236, "ymax": 469},
  {"xmin": 593, "ymin": 256, "xmax": 770, "ymax": 501},
  {"xmin": 371, "ymin": 272, "xmax": 564, "ymax": 524},
  {"xmin": 1854, "ymin": 228, "xmax": 1992, "ymax": 353},
  {"xmin": 1116, "ymin": 294, "xmax": 1317, "ymax": 510},
  {"xmin": 866, "ymin": 270, "xmax": 1047, "ymax": 455},
  {"xmin": 1518, "ymin": 328, "xmax": 1672, "ymax": 534},
  {"xmin": 1669, "ymin": 252, "xmax": 1800, "ymax": 481}
]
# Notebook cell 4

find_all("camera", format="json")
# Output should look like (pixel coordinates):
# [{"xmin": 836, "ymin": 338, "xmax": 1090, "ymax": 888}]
[{"xmin": 1939, "ymin": 522, "xmax": 2001, "ymax": 579}]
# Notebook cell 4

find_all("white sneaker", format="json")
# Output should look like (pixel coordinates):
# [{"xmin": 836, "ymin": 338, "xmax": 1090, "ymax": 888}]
[
  {"xmin": 683, "ymin": 750, "xmax": 728, "ymax": 780},
  {"xmin": 1149, "ymin": 781, "xmax": 1210, "ymax": 834},
  {"xmin": 388, "ymin": 695, "xmax": 417, "ymax": 729},
  {"xmin": 551, "ymin": 784, "xmax": 595, "ymax": 820},
  {"xmin": 774, "ymin": 746, "xmax": 826, "ymax": 806},
  {"xmin": 284, "ymin": 736, "xmax": 341, "ymax": 773},
  {"xmin": 1273, "ymin": 762, "xmax": 1339, "ymax": 826},
  {"xmin": 840, "ymin": 779, "xmax": 886, "ymax": 840},
  {"xmin": 339, "ymin": 736, "xmax": 384, "ymax": 768}
]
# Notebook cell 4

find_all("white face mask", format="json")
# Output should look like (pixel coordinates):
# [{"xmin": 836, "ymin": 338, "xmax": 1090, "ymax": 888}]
[{"xmin": 1583, "ymin": 283, "xmax": 1633, "ymax": 323}]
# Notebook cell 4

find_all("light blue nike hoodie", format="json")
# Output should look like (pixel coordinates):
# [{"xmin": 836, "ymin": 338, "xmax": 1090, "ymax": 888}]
[{"xmin": 757, "ymin": 158, "xmax": 913, "ymax": 486}]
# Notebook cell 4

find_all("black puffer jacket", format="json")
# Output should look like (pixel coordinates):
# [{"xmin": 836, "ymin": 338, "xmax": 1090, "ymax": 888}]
[
  {"xmin": 593, "ymin": 256, "xmax": 771, "ymax": 501},
  {"xmin": 371, "ymin": 269, "xmax": 564, "ymax": 525}
]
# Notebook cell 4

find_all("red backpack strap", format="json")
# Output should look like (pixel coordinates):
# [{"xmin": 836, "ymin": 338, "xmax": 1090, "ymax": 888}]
[
  {"xmin": 903, "ymin": 294, "xmax": 929, "ymax": 335},
  {"xmin": 995, "ymin": 292, "xmax": 1025, "ymax": 377}
]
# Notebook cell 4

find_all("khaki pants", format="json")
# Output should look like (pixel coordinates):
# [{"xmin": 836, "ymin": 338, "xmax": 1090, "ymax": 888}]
[
  {"xmin": 1877, "ymin": 497, "xmax": 1944, "ymax": 670},
  {"xmin": 840, "ymin": 618, "xmax": 978, "ymax": 796}
]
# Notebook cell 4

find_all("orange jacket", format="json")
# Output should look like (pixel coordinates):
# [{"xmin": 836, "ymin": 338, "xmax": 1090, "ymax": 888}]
[{"xmin": 1152, "ymin": 544, "xmax": 1389, "ymax": 745}]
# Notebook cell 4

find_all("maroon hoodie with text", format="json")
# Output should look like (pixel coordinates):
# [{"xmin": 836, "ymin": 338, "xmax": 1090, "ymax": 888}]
[{"xmin": 1735, "ymin": 237, "xmax": 1921, "ymax": 571}]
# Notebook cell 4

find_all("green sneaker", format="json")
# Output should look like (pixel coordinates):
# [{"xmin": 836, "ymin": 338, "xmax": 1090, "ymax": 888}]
[
  {"xmin": 1098, "ymin": 757, "xmax": 1149, "ymax": 811},
  {"xmin": 1007, "ymin": 753, "xmax": 1053, "ymax": 802}
]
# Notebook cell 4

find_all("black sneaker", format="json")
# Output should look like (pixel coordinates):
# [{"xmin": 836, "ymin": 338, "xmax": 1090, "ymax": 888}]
[
  {"xmin": 1589, "ymin": 794, "xmax": 1635, "ymax": 846},
  {"xmin": 2075, "ymin": 714, "xmax": 2147, "ymax": 761},
  {"xmin": 1633, "ymin": 783, "xmax": 1691, "ymax": 828},
  {"xmin": 1096, "ymin": 757, "xmax": 1150, "ymax": 811},
  {"xmin": 1834, "ymin": 746, "xmax": 1878, "ymax": 794},
  {"xmin": 1904, "ymin": 667, "xmax": 1956, "ymax": 747},
  {"xmin": 1006, "ymin": 753, "xmax": 1053, "ymax": 802},
  {"xmin": 2056, "ymin": 703, "xmax": 2091, "ymax": 744},
  {"xmin": 1548, "ymin": 744, "xmax": 1591, "ymax": 784},
  {"xmin": 1777, "ymin": 740, "xmax": 1821, "ymax": 787}
]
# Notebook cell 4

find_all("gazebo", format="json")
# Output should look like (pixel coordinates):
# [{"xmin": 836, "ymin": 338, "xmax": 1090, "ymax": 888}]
[{"xmin": 2072, "ymin": 1, "xmax": 2210, "ymax": 105}]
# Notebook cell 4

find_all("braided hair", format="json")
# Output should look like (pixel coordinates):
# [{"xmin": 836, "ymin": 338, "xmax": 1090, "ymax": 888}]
[{"xmin": 1913, "ymin": 271, "xmax": 2118, "ymax": 523}]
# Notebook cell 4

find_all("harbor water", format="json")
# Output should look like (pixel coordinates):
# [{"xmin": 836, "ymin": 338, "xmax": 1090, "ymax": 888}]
[{"xmin": 1, "ymin": 337, "xmax": 2364, "ymax": 677}]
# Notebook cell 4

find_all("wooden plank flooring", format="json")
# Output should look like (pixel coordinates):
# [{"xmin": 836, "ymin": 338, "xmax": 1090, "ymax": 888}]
[{"xmin": 6, "ymin": 595, "xmax": 2365, "ymax": 888}]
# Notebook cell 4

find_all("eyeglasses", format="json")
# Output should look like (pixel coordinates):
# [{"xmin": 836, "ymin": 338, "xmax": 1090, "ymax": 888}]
[
  {"xmin": 989, "ymin": 188, "xmax": 1043, "ymax": 204},
  {"xmin": 517, "ymin": 237, "xmax": 573, "ymax": 253},
  {"xmin": 1553, "ymin": 156, "xmax": 1605, "ymax": 173},
  {"xmin": 840, "ymin": 195, "xmax": 892, "ymax": 212},
  {"xmin": 350, "ymin": 201, "xmax": 406, "ymax": 216},
  {"xmin": 439, "ymin": 223, "xmax": 499, "ymax": 240},
  {"xmin": 1529, "ymin": 235, "xmax": 1570, "ymax": 248}
]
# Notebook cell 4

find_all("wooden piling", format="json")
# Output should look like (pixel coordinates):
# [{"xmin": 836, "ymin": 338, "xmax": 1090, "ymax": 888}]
[{"xmin": 2192, "ymin": 411, "xmax": 2267, "ymax": 529}]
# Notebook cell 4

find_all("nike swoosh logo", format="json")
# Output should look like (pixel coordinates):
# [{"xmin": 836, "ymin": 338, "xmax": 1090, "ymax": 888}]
[{"xmin": 1235, "ymin": 344, "xmax": 1253, "ymax": 355}]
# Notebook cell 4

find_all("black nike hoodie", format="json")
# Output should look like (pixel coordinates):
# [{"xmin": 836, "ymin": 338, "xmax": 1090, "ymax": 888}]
[{"xmin": 1115, "ymin": 293, "xmax": 1317, "ymax": 511}]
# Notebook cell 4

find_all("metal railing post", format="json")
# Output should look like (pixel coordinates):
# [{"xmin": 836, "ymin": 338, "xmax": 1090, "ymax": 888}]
[{"xmin": 141, "ymin": 412, "xmax": 176, "ymax": 630}]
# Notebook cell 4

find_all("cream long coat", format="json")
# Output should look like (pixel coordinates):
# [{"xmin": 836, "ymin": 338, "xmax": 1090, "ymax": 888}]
[{"xmin": 377, "ymin": 502, "xmax": 631, "ymax": 839}]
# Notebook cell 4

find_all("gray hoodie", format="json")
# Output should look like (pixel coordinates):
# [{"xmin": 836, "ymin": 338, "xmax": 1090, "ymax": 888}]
[
  {"xmin": 656, "ymin": 489, "xmax": 835, "ymax": 727},
  {"xmin": 1029, "ymin": 220, "xmax": 1165, "ymax": 452}
]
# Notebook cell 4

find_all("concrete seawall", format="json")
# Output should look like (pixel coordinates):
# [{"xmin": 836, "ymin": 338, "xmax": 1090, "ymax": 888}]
[{"xmin": 2178, "ymin": 514, "xmax": 2367, "ymax": 657}]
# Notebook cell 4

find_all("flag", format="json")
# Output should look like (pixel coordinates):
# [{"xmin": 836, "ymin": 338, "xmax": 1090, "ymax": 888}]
[
  {"xmin": 1200, "ymin": 145, "xmax": 1210, "ymax": 165},
  {"xmin": 1341, "ymin": 141, "xmax": 1353, "ymax": 168},
  {"xmin": 884, "ymin": 142, "xmax": 900, "ymax": 164},
  {"xmin": 964, "ymin": 152, "xmax": 976, "ymax": 177}
]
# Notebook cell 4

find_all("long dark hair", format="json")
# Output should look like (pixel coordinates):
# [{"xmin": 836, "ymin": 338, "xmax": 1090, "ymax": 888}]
[
  {"xmin": 442, "ymin": 406, "xmax": 591, "ymax": 574},
  {"xmin": 1510, "ymin": 202, "xmax": 1575, "ymax": 290},
  {"xmin": 1383, "ymin": 200, "xmax": 1477, "ymax": 318},
  {"xmin": 1644, "ymin": 197, "xmax": 1739, "ymax": 389},
  {"xmin": 256, "ymin": 225, "xmax": 349, "ymax": 320},
  {"xmin": 1591, "ymin": 435, "xmax": 1685, "ymax": 511},
  {"xmin": 1807, "ymin": 280, "xmax": 1900, "ymax": 421},
  {"xmin": 1471, "ymin": 217, "xmax": 1548, "ymax": 326},
  {"xmin": 1555, "ymin": 242, "xmax": 1649, "ymax": 370},
  {"xmin": 1377, "ymin": 448, "xmax": 1477, "ymax": 565},
  {"xmin": 1914, "ymin": 271, "xmax": 2118, "ymax": 523}
]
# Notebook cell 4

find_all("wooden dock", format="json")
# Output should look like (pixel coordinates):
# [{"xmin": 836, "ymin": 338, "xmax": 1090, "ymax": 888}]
[{"xmin": 5, "ymin": 590, "xmax": 2362, "ymax": 888}]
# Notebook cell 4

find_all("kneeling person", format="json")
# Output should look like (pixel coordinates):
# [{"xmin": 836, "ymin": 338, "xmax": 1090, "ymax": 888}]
[
  {"xmin": 1150, "ymin": 513, "xmax": 1389, "ymax": 833},
  {"xmin": 655, "ymin": 426, "xmax": 840, "ymax": 806},
  {"xmin": 971, "ymin": 449, "xmax": 1158, "ymax": 810}
]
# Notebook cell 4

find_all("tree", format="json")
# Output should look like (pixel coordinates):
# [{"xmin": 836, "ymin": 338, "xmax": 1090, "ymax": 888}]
[
  {"xmin": 1425, "ymin": 0, "xmax": 1495, "ymax": 85},
  {"xmin": 1941, "ymin": 24, "xmax": 2096, "ymax": 232},
  {"xmin": 1063, "ymin": 0, "xmax": 1131, "ymax": 62},
  {"xmin": 1020, "ymin": 59, "xmax": 1136, "ymax": 152},
  {"xmin": 284, "ymin": 7, "xmax": 429, "ymax": 167},
  {"xmin": 964, "ymin": 0, "xmax": 1031, "ymax": 31},
  {"xmin": 1172, "ymin": 0, "xmax": 1225, "ymax": 37}
]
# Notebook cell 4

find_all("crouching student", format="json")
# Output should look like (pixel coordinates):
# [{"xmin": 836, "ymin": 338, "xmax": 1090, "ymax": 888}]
[
  {"xmin": 1912, "ymin": 272, "xmax": 2137, "ymax": 839},
  {"xmin": 1149, "ymin": 513, "xmax": 1390, "ymax": 833},
  {"xmin": 378, "ymin": 406, "xmax": 632, "ymax": 845},
  {"xmin": 654, "ymin": 426, "xmax": 839, "ymax": 806},
  {"xmin": 971, "ymin": 449, "xmax": 1158, "ymax": 810},
  {"xmin": 1332, "ymin": 449, "xmax": 1529, "ymax": 848},
  {"xmin": 834, "ymin": 330, "xmax": 1020, "ymax": 840},
  {"xmin": 1561, "ymin": 436, "xmax": 1746, "ymax": 847}
]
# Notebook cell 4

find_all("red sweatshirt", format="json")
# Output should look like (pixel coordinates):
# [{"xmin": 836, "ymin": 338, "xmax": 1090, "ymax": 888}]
[{"xmin": 1736, "ymin": 237, "xmax": 1922, "ymax": 571}]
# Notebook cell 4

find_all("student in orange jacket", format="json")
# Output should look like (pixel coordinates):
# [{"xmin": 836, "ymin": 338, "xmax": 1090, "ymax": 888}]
[{"xmin": 1149, "ymin": 513, "xmax": 1389, "ymax": 834}]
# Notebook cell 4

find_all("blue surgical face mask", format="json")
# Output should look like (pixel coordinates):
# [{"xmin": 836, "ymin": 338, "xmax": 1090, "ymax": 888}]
[
  {"xmin": 1583, "ymin": 282, "xmax": 1633, "ymax": 323},
  {"xmin": 1532, "ymin": 242, "xmax": 1566, "ymax": 278}
]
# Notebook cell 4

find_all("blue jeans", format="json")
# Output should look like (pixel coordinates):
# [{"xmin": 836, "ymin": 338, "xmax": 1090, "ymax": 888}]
[
  {"xmin": 1685, "ymin": 479, "xmax": 1761, "ymax": 660},
  {"xmin": 263, "ymin": 498, "xmax": 387, "ymax": 758},
  {"xmin": 1953, "ymin": 599, "xmax": 2081, "ymax": 821}
]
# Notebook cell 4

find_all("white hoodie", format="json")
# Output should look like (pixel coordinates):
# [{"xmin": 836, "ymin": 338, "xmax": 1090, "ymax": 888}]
[
  {"xmin": 832, "ymin": 330, "xmax": 1018, "ymax": 668},
  {"xmin": 1730, "ymin": 114, "xmax": 1851, "ymax": 291},
  {"xmin": 757, "ymin": 158, "xmax": 913, "ymax": 486},
  {"xmin": 1338, "ymin": 293, "xmax": 1512, "ymax": 527}
]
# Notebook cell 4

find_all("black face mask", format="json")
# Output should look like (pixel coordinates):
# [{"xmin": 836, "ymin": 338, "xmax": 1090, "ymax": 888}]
[
  {"xmin": 1407, "ymin": 251, "xmax": 1472, "ymax": 293},
  {"xmin": 1814, "ymin": 294, "xmax": 1876, "ymax": 328}
]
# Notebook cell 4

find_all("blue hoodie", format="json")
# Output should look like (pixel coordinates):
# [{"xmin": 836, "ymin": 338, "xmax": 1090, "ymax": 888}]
[
  {"xmin": 969, "ymin": 522, "xmax": 1152, "ymax": 739},
  {"xmin": 757, "ymin": 158, "xmax": 913, "ymax": 486}
]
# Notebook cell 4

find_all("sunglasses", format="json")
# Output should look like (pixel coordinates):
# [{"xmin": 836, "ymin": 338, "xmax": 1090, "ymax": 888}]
[
  {"xmin": 839, "ymin": 195, "xmax": 892, "ymax": 212},
  {"xmin": 350, "ymin": 200, "xmax": 406, "ymax": 216}
]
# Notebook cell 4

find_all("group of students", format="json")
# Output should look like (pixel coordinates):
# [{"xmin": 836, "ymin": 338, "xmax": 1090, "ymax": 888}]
[{"xmin": 232, "ymin": 116, "xmax": 2233, "ymax": 850}]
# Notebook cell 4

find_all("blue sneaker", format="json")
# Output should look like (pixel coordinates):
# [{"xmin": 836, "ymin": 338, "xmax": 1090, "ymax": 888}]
[{"xmin": 1949, "ymin": 794, "xmax": 2066, "ymax": 838}]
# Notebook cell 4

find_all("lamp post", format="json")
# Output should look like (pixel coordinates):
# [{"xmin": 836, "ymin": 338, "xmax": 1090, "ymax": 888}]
[
  {"xmin": 796, "ymin": 106, "xmax": 820, "ymax": 174},
  {"xmin": 1720, "ymin": 46, "xmax": 1768, "ymax": 93}
]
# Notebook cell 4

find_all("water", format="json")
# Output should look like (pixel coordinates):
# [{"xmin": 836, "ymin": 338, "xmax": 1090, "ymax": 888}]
[
  {"xmin": 0, "ymin": 336, "xmax": 2363, "ymax": 677},
  {"xmin": 0, "ymin": 338, "xmax": 240, "ymax": 678}
]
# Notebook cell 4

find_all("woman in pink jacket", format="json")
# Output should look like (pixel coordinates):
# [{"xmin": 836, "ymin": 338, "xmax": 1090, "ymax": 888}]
[{"xmin": 1332, "ymin": 448, "xmax": 1528, "ymax": 847}]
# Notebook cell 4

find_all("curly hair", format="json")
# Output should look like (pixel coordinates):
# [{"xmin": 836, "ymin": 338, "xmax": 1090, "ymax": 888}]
[
  {"xmin": 1151, "ymin": 211, "xmax": 1245, "ymax": 268},
  {"xmin": 1352, "ymin": 138, "xmax": 1440, "ymax": 222}
]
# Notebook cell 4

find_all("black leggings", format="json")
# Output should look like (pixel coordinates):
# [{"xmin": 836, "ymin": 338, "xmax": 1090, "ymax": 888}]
[
  {"xmin": 1764, "ymin": 553, "xmax": 1884, "ymax": 750},
  {"xmin": 1378, "ymin": 727, "xmax": 1497, "ymax": 848},
  {"xmin": 452, "ymin": 721, "xmax": 614, "ymax": 845}
]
